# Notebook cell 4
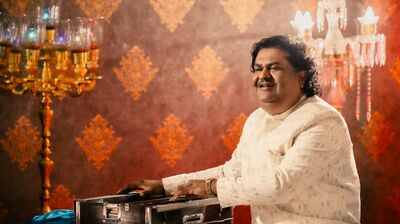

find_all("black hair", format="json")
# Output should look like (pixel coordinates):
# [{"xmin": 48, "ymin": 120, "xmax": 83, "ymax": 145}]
[{"xmin": 250, "ymin": 35, "xmax": 321, "ymax": 97}]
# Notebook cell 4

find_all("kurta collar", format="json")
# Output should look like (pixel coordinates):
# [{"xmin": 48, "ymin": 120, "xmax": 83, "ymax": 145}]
[{"xmin": 264, "ymin": 95, "xmax": 307, "ymax": 120}]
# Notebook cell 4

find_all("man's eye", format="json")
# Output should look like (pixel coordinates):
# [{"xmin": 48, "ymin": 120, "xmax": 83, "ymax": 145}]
[{"xmin": 270, "ymin": 67, "xmax": 281, "ymax": 71}]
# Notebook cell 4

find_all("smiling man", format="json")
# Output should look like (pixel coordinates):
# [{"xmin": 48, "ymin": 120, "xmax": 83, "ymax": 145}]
[
  {"xmin": 118, "ymin": 35, "xmax": 361, "ymax": 224},
  {"xmin": 252, "ymin": 47, "xmax": 305, "ymax": 115}
]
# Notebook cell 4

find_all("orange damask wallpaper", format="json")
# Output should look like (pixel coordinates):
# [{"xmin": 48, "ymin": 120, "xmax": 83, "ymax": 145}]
[
  {"xmin": 75, "ymin": 114, "xmax": 122, "ymax": 170},
  {"xmin": 220, "ymin": 0, "xmax": 264, "ymax": 33},
  {"xmin": 48, "ymin": 184, "xmax": 75, "ymax": 210},
  {"xmin": 389, "ymin": 57, "xmax": 400, "ymax": 88},
  {"xmin": 185, "ymin": 45, "xmax": 229, "ymax": 99},
  {"xmin": 150, "ymin": 113, "xmax": 194, "ymax": 168},
  {"xmin": 149, "ymin": 0, "xmax": 196, "ymax": 32},
  {"xmin": 1, "ymin": 0, "xmax": 400, "ymax": 223},
  {"xmin": 358, "ymin": 112, "xmax": 395, "ymax": 163},
  {"xmin": 221, "ymin": 113, "xmax": 248, "ymax": 153},
  {"xmin": 75, "ymin": 0, "xmax": 122, "ymax": 22},
  {"xmin": 114, "ymin": 45, "xmax": 159, "ymax": 101},
  {"xmin": 0, "ymin": 115, "xmax": 41, "ymax": 172}
]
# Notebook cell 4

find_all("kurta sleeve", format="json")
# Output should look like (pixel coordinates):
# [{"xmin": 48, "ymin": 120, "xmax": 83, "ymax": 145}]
[
  {"xmin": 162, "ymin": 141, "xmax": 244, "ymax": 195},
  {"xmin": 216, "ymin": 116, "xmax": 351, "ymax": 208},
  {"xmin": 162, "ymin": 111, "xmax": 256, "ymax": 195}
]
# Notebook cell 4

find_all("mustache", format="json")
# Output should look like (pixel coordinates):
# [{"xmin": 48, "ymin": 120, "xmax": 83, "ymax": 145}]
[{"xmin": 254, "ymin": 77, "xmax": 274, "ymax": 87}]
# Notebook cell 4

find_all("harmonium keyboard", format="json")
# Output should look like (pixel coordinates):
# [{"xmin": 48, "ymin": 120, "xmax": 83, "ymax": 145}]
[{"xmin": 74, "ymin": 193, "xmax": 232, "ymax": 224}]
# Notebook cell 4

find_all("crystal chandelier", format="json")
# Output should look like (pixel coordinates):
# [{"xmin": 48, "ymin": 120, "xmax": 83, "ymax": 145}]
[{"xmin": 290, "ymin": 0, "xmax": 386, "ymax": 121}]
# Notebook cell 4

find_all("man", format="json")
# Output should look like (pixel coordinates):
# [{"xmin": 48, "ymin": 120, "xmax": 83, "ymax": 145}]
[{"xmin": 118, "ymin": 35, "xmax": 361, "ymax": 223}]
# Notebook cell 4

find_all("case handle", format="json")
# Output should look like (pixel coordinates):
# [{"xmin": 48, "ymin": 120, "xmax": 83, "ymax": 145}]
[{"xmin": 183, "ymin": 213, "xmax": 204, "ymax": 224}]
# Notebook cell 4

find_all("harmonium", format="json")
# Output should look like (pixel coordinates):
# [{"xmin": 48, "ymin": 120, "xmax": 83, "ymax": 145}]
[{"xmin": 74, "ymin": 193, "xmax": 232, "ymax": 224}]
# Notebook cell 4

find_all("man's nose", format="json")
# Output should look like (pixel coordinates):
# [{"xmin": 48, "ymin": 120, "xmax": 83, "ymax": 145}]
[{"xmin": 258, "ymin": 67, "xmax": 272, "ymax": 79}]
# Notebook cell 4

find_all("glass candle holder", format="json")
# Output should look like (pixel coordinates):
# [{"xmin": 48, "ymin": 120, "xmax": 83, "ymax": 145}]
[
  {"xmin": 3, "ymin": 17, "xmax": 22, "ymax": 77},
  {"xmin": 87, "ymin": 17, "xmax": 104, "ymax": 78},
  {"xmin": 54, "ymin": 19, "xmax": 71, "ymax": 79},
  {"xmin": 21, "ymin": 16, "xmax": 42, "ymax": 80},
  {"xmin": 70, "ymin": 18, "xmax": 90, "ymax": 81}
]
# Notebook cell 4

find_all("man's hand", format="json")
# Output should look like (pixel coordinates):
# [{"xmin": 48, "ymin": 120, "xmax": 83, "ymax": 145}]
[
  {"xmin": 170, "ymin": 179, "xmax": 208, "ymax": 201},
  {"xmin": 117, "ymin": 179, "xmax": 164, "ymax": 196}
]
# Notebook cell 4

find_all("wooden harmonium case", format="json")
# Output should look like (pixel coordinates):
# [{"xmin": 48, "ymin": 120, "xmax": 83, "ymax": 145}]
[{"xmin": 74, "ymin": 193, "xmax": 232, "ymax": 224}]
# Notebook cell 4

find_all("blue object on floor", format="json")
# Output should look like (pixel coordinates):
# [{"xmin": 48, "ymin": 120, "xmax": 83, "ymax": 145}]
[{"xmin": 27, "ymin": 209, "xmax": 74, "ymax": 224}]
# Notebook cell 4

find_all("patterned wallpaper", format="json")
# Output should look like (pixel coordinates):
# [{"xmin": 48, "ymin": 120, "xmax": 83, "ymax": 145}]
[{"xmin": 0, "ymin": 0, "xmax": 400, "ymax": 223}]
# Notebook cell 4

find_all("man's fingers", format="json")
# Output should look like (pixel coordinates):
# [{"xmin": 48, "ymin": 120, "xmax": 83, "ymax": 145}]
[
  {"xmin": 117, "ymin": 186, "xmax": 135, "ymax": 194},
  {"xmin": 116, "ymin": 187, "xmax": 130, "ymax": 194},
  {"xmin": 170, "ymin": 186, "xmax": 186, "ymax": 201},
  {"xmin": 116, "ymin": 183, "xmax": 140, "ymax": 194},
  {"xmin": 170, "ymin": 191, "xmax": 181, "ymax": 201},
  {"xmin": 117, "ymin": 179, "xmax": 164, "ymax": 196}
]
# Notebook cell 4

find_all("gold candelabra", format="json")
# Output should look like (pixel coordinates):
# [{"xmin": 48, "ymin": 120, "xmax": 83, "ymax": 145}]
[{"xmin": 0, "ymin": 5, "xmax": 103, "ymax": 213}]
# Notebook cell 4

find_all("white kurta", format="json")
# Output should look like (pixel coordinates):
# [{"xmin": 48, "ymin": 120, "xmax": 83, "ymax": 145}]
[{"xmin": 162, "ymin": 96, "xmax": 360, "ymax": 224}]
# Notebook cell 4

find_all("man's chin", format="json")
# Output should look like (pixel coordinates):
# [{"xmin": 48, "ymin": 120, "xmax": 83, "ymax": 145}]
[
  {"xmin": 258, "ymin": 99, "xmax": 276, "ymax": 105},
  {"xmin": 257, "ymin": 98, "xmax": 280, "ymax": 107},
  {"xmin": 256, "ymin": 93, "xmax": 278, "ymax": 104}
]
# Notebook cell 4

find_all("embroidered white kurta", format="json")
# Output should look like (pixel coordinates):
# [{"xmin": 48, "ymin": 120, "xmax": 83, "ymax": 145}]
[{"xmin": 162, "ymin": 96, "xmax": 361, "ymax": 224}]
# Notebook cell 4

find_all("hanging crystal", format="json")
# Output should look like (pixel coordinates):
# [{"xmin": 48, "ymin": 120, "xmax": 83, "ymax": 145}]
[
  {"xmin": 356, "ymin": 67, "xmax": 361, "ymax": 121},
  {"xmin": 317, "ymin": 0, "xmax": 347, "ymax": 32},
  {"xmin": 338, "ymin": 0, "xmax": 347, "ymax": 30},
  {"xmin": 377, "ymin": 34, "xmax": 386, "ymax": 66},
  {"xmin": 317, "ymin": 1, "xmax": 324, "ymax": 32},
  {"xmin": 366, "ymin": 67, "xmax": 372, "ymax": 121},
  {"xmin": 324, "ymin": 62, "xmax": 347, "ymax": 112}
]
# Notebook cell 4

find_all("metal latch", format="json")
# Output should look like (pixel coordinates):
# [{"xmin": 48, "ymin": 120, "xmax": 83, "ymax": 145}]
[{"xmin": 103, "ymin": 203, "xmax": 121, "ymax": 221}]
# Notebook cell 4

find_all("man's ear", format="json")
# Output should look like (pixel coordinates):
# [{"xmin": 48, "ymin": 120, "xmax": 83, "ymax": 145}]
[{"xmin": 298, "ymin": 71, "xmax": 306, "ymax": 86}]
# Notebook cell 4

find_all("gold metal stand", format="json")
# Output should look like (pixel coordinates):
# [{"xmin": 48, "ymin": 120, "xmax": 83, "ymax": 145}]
[
  {"xmin": 39, "ymin": 92, "xmax": 54, "ymax": 213},
  {"xmin": 0, "ymin": 27, "xmax": 101, "ymax": 213}
]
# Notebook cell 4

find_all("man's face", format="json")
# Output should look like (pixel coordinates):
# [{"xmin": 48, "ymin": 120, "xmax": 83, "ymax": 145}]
[{"xmin": 253, "ymin": 47, "xmax": 304, "ymax": 113}]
